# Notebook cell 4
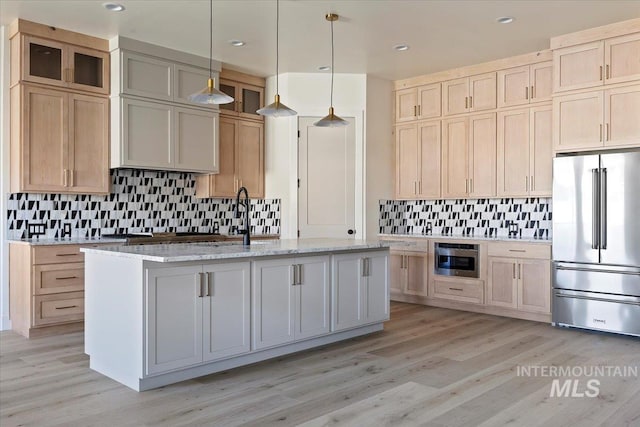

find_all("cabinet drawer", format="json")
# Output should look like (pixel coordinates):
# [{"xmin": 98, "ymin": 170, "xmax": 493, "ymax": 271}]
[
  {"xmin": 432, "ymin": 278, "xmax": 483, "ymax": 304},
  {"xmin": 34, "ymin": 263, "xmax": 84, "ymax": 295},
  {"xmin": 33, "ymin": 292, "xmax": 84, "ymax": 326},
  {"xmin": 33, "ymin": 245, "xmax": 84, "ymax": 265},
  {"xmin": 488, "ymin": 242, "xmax": 550, "ymax": 259}
]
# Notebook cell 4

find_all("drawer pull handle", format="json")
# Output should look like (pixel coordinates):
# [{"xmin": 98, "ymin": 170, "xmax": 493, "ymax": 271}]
[
  {"xmin": 56, "ymin": 253, "xmax": 78, "ymax": 257},
  {"xmin": 449, "ymin": 287, "xmax": 464, "ymax": 291},
  {"xmin": 509, "ymin": 249, "xmax": 526, "ymax": 253},
  {"xmin": 56, "ymin": 305, "xmax": 78, "ymax": 310},
  {"xmin": 56, "ymin": 276, "xmax": 78, "ymax": 280}
]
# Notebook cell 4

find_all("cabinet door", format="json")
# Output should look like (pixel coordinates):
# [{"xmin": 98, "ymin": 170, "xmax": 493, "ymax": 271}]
[
  {"xmin": 553, "ymin": 41, "xmax": 604, "ymax": 93},
  {"xmin": 121, "ymin": 97, "xmax": 173, "ymax": 168},
  {"xmin": 238, "ymin": 83, "xmax": 264, "ymax": 120},
  {"xmin": 405, "ymin": 253, "xmax": 428, "ymax": 297},
  {"xmin": 418, "ymin": 120, "xmax": 441, "ymax": 198},
  {"xmin": 218, "ymin": 79, "xmax": 239, "ymax": 117},
  {"xmin": 389, "ymin": 252, "xmax": 405, "ymax": 295},
  {"xmin": 468, "ymin": 113, "xmax": 496, "ymax": 198},
  {"xmin": 122, "ymin": 52, "xmax": 173, "ymax": 101},
  {"xmin": 208, "ymin": 117, "xmax": 238, "ymax": 198},
  {"xmin": 395, "ymin": 124, "xmax": 419, "ymax": 199},
  {"xmin": 174, "ymin": 64, "xmax": 217, "ymax": 106},
  {"xmin": 497, "ymin": 108, "xmax": 529, "ymax": 196},
  {"xmin": 497, "ymin": 66, "xmax": 530, "ymax": 108},
  {"xmin": 441, "ymin": 117, "xmax": 469, "ymax": 198},
  {"xmin": 530, "ymin": 61, "xmax": 552, "ymax": 103},
  {"xmin": 518, "ymin": 259, "xmax": 551, "ymax": 314},
  {"xmin": 364, "ymin": 253, "xmax": 390, "ymax": 323},
  {"xmin": 295, "ymin": 256, "xmax": 331, "ymax": 340},
  {"xmin": 487, "ymin": 258, "xmax": 517, "ymax": 308},
  {"xmin": 22, "ymin": 36, "xmax": 66, "ymax": 88},
  {"xmin": 202, "ymin": 262, "xmax": 251, "ymax": 362},
  {"xmin": 146, "ymin": 266, "xmax": 203, "ymax": 375},
  {"xmin": 237, "ymin": 120, "xmax": 265, "ymax": 197},
  {"xmin": 529, "ymin": 105, "xmax": 553, "ymax": 196},
  {"xmin": 174, "ymin": 107, "xmax": 219, "ymax": 172},
  {"xmin": 252, "ymin": 259, "xmax": 295, "ymax": 350},
  {"xmin": 395, "ymin": 88, "xmax": 417, "ymax": 122},
  {"xmin": 553, "ymin": 91, "xmax": 604, "ymax": 151},
  {"xmin": 68, "ymin": 94, "xmax": 109, "ymax": 194},
  {"xmin": 469, "ymin": 72, "xmax": 497, "ymax": 112},
  {"xmin": 331, "ymin": 253, "xmax": 365, "ymax": 331},
  {"xmin": 417, "ymin": 83, "xmax": 441, "ymax": 119},
  {"xmin": 68, "ymin": 45, "xmax": 109, "ymax": 94},
  {"xmin": 605, "ymin": 33, "xmax": 640, "ymax": 85},
  {"xmin": 442, "ymin": 78, "xmax": 469, "ymax": 116},
  {"xmin": 19, "ymin": 85, "xmax": 68, "ymax": 192},
  {"xmin": 604, "ymin": 84, "xmax": 640, "ymax": 148}
]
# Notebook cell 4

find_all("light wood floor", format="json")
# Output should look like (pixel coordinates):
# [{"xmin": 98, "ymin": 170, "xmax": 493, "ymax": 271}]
[{"xmin": 1, "ymin": 303, "xmax": 639, "ymax": 427}]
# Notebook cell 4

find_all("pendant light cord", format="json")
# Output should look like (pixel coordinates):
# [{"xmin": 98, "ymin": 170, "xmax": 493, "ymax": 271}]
[
  {"xmin": 330, "ymin": 18, "xmax": 334, "ymax": 108},
  {"xmin": 276, "ymin": 0, "xmax": 279, "ymax": 95},
  {"xmin": 209, "ymin": 0, "xmax": 213, "ymax": 79}
]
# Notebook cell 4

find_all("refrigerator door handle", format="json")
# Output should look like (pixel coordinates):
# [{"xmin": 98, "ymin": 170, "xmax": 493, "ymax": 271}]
[
  {"xmin": 600, "ymin": 168, "xmax": 607, "ymax": 250},
  {"xmin": 555, "ymin": 265, "xmax": 640, "ymax": 276},
  {"xmin": 555, "ymin": 291, "xmax": 640, "ymax": 306},
  {"xmin": 591, "ymin": 168, "xmax": 600, "ymax": 250}
]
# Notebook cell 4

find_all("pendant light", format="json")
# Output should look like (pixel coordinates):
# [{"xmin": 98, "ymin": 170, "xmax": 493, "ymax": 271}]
[
  {"xmin": 257, "ymin": 0, "xmax": 297, "ymax": 117},
  {"xmin": 314, "ymin": 13, "xmax": 348, "ymax": 127},
  {"xmin": 188, "ymin": 0, "xmax": 234, "ymax": 105}
]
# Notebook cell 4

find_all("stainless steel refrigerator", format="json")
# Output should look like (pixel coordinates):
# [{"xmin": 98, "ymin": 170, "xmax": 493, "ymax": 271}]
[{"xmin": 552, "ymin": 150, "xmax": 640, "ymax": 337}]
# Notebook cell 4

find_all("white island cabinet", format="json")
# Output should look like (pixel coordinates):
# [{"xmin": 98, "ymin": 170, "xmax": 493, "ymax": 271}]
[{"xmin": 82, "ymin": 239, "xmax": 390, "ymax": 391}]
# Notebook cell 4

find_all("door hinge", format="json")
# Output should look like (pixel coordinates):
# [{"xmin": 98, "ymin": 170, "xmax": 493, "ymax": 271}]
[
  {"xmin": 297, "ymin": 230, "xmax": 300, "ymax": 237},
  {"xmin": 297, "ymin": 178, "xmax": 300, "ymax": 188},
  {"xmin": 297, "ymin": 130, "xmax": 301, "ymax": 138}
]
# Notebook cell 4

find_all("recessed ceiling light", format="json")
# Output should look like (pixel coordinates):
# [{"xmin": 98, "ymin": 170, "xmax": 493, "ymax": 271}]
[
  {"xmin": 229, "ymin": 40, "xmax": 246, "ymax": 47},
  {"xmin": 318, "ymin": 66, "xmax": 331, "ymax": 71},
  {"xmin": 496, "ymin": 16, "xmax": 515, "ymax": 24},
  {"xmin": 394, "ymin": 44, "xmax": 410, "ymax": 52},
  {"xmin": 103, "ymin": 2, "xmax": 125, "ymax": 12}
]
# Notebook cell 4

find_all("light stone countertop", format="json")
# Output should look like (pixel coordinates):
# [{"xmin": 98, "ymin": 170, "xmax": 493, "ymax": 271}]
[
  {"xmin": 8, "ymin": 237, "xmax": 128, "ymax": 246},
  {"xmin": 80, "ymin": 238, "xmax": 391, "ymax": 263},
  {"xmin": 379, "ymin": 233, "xmax": 552, "ymax": 244}
]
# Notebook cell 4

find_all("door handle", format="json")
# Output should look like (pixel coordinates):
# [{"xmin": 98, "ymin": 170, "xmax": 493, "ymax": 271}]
[
  {"xmin": 531, "ymin": 85, "xmax": 534, "ymax": 99},
  {"xmin": 525, "ymin": 175, "xmax": 529, "ymax": 191},
  {"xmin": 414, "ymin": 181, "xmax": 417, "ymax": 195},
  {"xmin": 198, "ymin": 273, "xmax": 205, "ymax": 297},
  {"xmin": 465, "ymin": 96, "xmax": 468, "ymax": 109},
  {"xmin": 605, "ymin": 123, "xmax": 609, "ymax": 141},
  {"xmin": 599, "ymin": 66, "xmax": 603, "ymax": 81},
  {"xmin": 63, "ymin": 169, "xmax": 68, "ymax": 187},
  {"xmin": 513, "ymin": 263, "xmax": 516, "ymax": 279},
  {"xmin": 70, "ymin": 169, "xmax": 74, "ymax": 187},
  {"xmin": 518, "ymin": 264, "xmax": 522, "ymax": 280},
  {"xmin": 206, "ymin": 272, "xmax": 212, "ymax": 296},
  {"xmin": 525, "ymin": 86, "xmax": 529, "ymax": 100},
  {"xmin": 291, "ymin": 265, "xmax": 297, "ymax": 286},
  {"xmin": 414, "ymin": 105, "xmax": 417, "ymax": 117},
  {"xmin": 605, "ymin": 64, "xmax": 610, "ymax": 80},
  {"xmin": 600, "ymin": 168, "xmax": 607, "ymax": 250},
  {"xmin": 297, "ymin": 264, "xmax": 303, "ymax": 285},
  {"xmin": 465, "ymin": 179, "xmax": 468, "ymax": 194},
  {"xmin": 600, "ymin": 124, "xmax": 603, "ymax": 142},
  {"xmin": 469, "ymin": 96, "xmax": 473, "ymax": 108},
  {"xmin": 591, "ymin": 168, "xmax": 600, "ymax": 250}
]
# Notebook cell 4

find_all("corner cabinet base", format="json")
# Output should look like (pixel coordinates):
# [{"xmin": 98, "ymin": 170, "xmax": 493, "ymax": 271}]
[{"xmin": 91, "ymin": 323, "xmax": 383, "ymax": 392}]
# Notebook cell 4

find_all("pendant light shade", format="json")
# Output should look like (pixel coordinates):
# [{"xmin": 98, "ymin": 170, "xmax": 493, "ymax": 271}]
[
  {"xmin": 189, "ymin": 0, "xmax": 234, "ymax": 105},
  {"xmin": 314, "ymin": 13, "xmax": 348, "ymax": 127},
  {"xmin": 257, "ymin": 0, "xmax": 297, "ymax": 117}
]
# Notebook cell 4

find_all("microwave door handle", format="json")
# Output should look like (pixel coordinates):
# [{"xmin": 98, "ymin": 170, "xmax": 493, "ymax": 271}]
[
  {"xmin": 592, "ymin": 168, "xmax": 599, "ymax": 250},
  {"xmin": 600, "ymin": 168, "xmax": 607, "ymax": 250}
]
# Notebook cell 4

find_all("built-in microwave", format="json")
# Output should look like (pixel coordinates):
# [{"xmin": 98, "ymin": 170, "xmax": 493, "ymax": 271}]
[{"xmin": 434, "ymin": 242, "xmax": 479, "ymax": 278}]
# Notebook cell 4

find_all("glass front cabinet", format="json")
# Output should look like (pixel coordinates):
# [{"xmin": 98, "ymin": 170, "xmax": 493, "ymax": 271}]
[
  {"xmin": 219, "ymin": 78, "xmax": 264, "ymax": 121},
  {"xmin": 22, "ymin": 35, "xmax": 109, "ymax": 94}
]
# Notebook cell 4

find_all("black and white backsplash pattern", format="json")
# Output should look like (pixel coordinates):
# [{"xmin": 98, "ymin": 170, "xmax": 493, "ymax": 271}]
[
  {"xmin": 379, "ymin": 198, "xmax": 552, "ymax": 239},
  {"xmin": 7, "ymin": 169, "xmax": 280, "ymax": 239}
]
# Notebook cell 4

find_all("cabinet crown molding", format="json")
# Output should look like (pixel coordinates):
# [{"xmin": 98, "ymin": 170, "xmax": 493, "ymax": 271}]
[
  {"xmin": 9, "ymin": 18, "xmax": 108, "ymax": 51},
  {"xmin": 550, "ymin": 17, "xmax": 640, "ymax": 50}
]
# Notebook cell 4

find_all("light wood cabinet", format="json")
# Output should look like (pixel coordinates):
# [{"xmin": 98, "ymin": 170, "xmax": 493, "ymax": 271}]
[
  {"xmin": 487, "ymin": 243, "xmax": 551, "ymax": 314},
  {"xmin": 252, "ymin": 256, "xmax": 330, "ymax": 350},
  {"xmin": 497, "ymin": 105, "xmax": 552, "ymax": 197},
  {"xmin": 497, "ymin": 61, "xmax": 552, "ymax": 108},
  {"xmin": 146, "ymin": 261, "xmax": 251, "ymax": 374},
  {"xmin": 195, "ymin": 118, "xmax": 264, "ymax": 198},
  {"xmin": 9, "ymin": 243, "xmax": 111, "ymax": 338},
  {"xmin": 390, "ymin": 249, "xmax": 429, "ymax": 300},
  {"xmin": 10, "ymin": 84, "xmax": 109, "ymax": 194},
  {"xmin": 331, "ymin": 252, "xmax": 389, "ymax": 332},
  {"xmin": 431, "ymin": 276, "xmax": 484, "ymax": 304},
  {"xmin": 219, "ymin": 69, "xmax": 265, "ymax": 121},
  {"xmin": 18, "ymin": 34, "xmax": 109, "ymax": 95},
  {"xmin": 394, "ymin": 120, "xmax": 440, "ymax": 199},
  {"xmin": 443, "ymin": 72, "xmax": 496, "ymax": 116},
  {"xmin": 441, "ymin": 113, "xmax": 496, "ymax": 199},
  {"xmin": 395, "ymin": 83, "xmax": 441, "ymax": 122},
  {"xmin": 553, "ymin": 33, "xmax": 640, "ymax": 93},
  {"xmin": 554, "ymin": 84, "xmax": 640, "ymax": 151}
]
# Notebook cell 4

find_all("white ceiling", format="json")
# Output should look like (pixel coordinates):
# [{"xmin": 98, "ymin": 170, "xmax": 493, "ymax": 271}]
[{"xmin": 1, "ymin": 1, "xmax": 639, "ymax": 81}]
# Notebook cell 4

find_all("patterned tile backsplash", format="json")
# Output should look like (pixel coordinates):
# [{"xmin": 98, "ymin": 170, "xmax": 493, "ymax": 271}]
[
  {"xmin": 7, "ymin": 169, "xmax": 280, "ymax": 239},
  {"xmin": 379, "ymin": 198, "xmax": 552, "ymax": 239}
]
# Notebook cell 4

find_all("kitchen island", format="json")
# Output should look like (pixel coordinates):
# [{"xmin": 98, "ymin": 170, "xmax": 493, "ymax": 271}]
[{"xmin": 81, "ymin": 239, "xmax": 390, "ymax": 391}]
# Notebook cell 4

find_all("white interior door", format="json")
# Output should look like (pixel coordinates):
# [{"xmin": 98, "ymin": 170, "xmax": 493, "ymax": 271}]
[{"xmin": 298, "ymin": 117, "xmax": 356, "ymax": 239}]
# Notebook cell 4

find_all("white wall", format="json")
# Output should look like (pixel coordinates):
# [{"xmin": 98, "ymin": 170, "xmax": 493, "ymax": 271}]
[
  {"xmin": 1, "ymin": 26, "xmax": 11, "ymax": 330},
  {"xmin": 264, "ymin": 72, "xmax": 393, "ymax": 240}
]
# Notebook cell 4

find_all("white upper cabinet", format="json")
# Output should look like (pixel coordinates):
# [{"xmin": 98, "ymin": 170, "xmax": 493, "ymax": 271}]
[{"xmin": 121, "ymin": 52, "xmax": 173, "ymax": 101}]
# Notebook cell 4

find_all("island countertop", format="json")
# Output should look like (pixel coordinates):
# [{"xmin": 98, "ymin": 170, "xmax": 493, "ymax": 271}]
[{"xmin": 80, "ymin": 238, "xmax": 391, "ymax": 263}]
